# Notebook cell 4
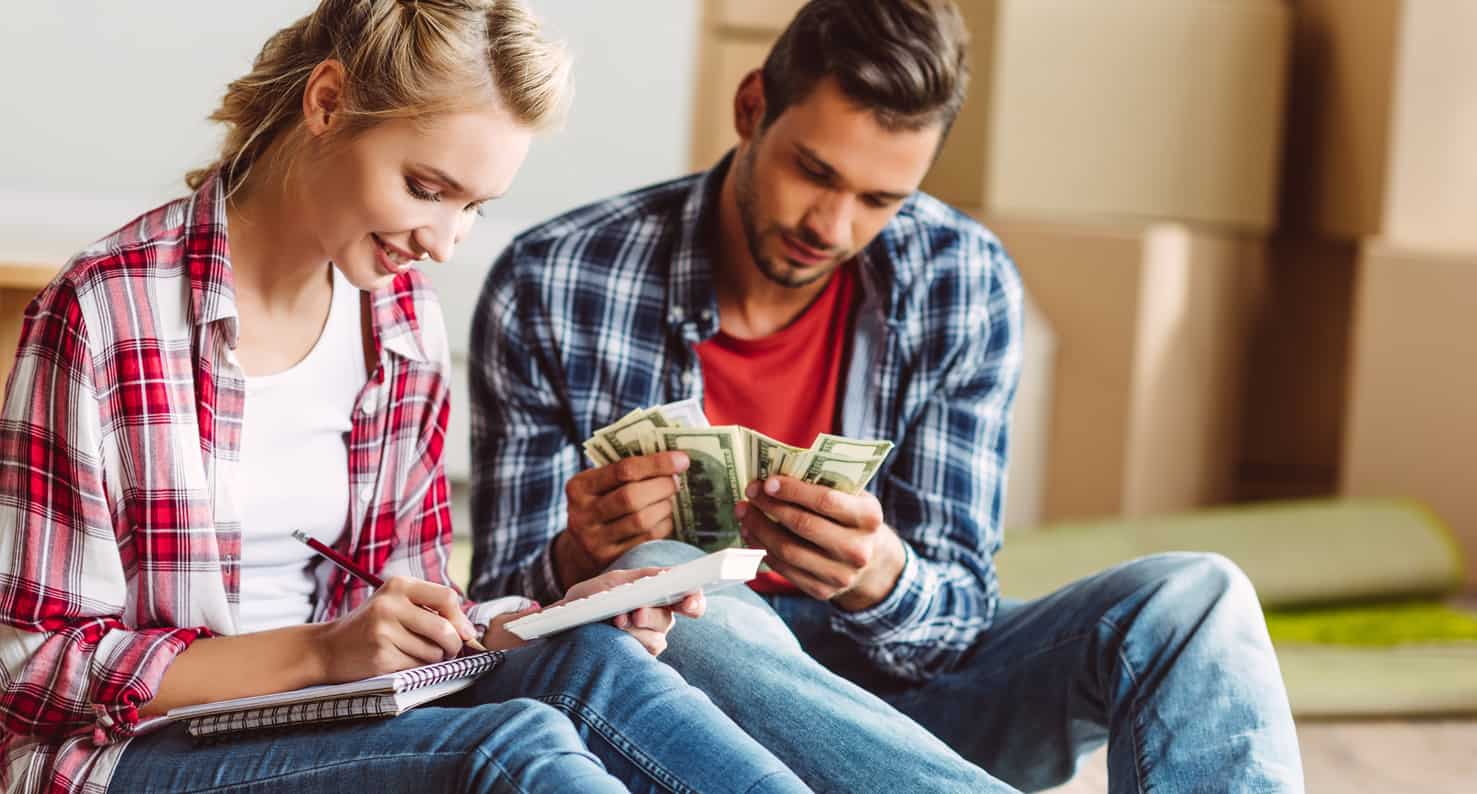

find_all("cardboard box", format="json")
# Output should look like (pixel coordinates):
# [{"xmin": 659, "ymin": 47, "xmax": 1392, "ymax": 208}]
[
  {"xmin": 1236, "ymin": 238, "xmax": 1358, "ymax": 501},
  {"xmin": 710, "ymin": 0, "xmax": 801, "ymax": 31},
  {"xmin": 1281, "ymin": 0, "xmax": 1477, "ymax": 251},
  {"xmin": 933, "ymin": 0, "xmax": 1290, "ymax": 231},
  {"xmin": 690, "ymin": 37, "xmax": 772, "ymax": 170},
  {"xmin": 985, "ymin": 215, "xmax": 1267, "ymax": 522},
  {"xmin": 1341, "ymin": 243, "xmax": 1477, "ymax": 587},
  {"xmin": 691, "ymin": 1, "xmax": 1290, "ymax": 232}
]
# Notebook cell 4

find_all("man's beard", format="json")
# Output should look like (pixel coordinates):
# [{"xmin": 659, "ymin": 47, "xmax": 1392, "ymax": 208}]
[{"xmin": 733, "ymin": 145, "xmax": 842, "ymax": 290}]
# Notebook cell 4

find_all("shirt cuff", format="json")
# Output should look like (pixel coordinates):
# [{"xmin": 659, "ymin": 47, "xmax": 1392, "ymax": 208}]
[
  {"xmin": 829, "ymin": 540, "xmax": 929, "ymax": 644},
  {"xmin": 466, "ymin": 596, "xmax": 539, "ymax": 633}
]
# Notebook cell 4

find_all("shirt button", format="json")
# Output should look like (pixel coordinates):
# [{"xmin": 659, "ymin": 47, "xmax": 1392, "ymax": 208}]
[
  {"xmin": 359, "ymin": 486, "xmax": 374, "ymax": 503},
  {"xmin": 680, "ymin": 371, "xmax": 694, "ymax": 385},
  {"xmin": 672, "ymin": 306, "xmax": 686, "ymax": 321},
  {"xmin": 700, "ymin": 309, "xmax": 712, "ymax": 322},
  {"xmin": 361, "ymin": 392, "xmax": 377, "ymax": 415}
]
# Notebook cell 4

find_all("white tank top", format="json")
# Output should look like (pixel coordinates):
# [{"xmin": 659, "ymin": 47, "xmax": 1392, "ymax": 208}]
[{"xmin": 237, "ymin": 266, "xmax": 366, "ymax": 633}]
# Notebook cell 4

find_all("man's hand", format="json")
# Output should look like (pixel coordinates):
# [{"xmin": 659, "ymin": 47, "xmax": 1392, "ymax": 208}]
[
  {"xmin": 556, "ymin": 452, "xmax": 690, "ymax": 589},
  {"xmin": 736, "ymin": 476, "xmax": 905, "ymax": 611},
  {"xmin": 562, "ymin": 567, "xmax": 706, "ymax": 656}
]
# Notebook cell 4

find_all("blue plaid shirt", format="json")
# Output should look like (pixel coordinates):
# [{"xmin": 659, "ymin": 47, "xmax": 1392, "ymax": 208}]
[{"xmin": 468, "ymin": 157, "xmax": 1023, "ymax": 681}]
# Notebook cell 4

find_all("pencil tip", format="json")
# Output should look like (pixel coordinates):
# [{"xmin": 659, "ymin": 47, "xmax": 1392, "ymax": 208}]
[{"xmin": 291, "ymin": 529, "xmax": 308, "ymax": 542}]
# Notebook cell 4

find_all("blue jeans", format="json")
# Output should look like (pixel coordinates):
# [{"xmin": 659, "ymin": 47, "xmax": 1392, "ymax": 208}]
[
  {"xmin": 613, "ymin": 541, "xmax": 1305, "ymax": 794},
  {"xmin": 110, "ymin": 622, "xmax": 809, "ymax": 793}
]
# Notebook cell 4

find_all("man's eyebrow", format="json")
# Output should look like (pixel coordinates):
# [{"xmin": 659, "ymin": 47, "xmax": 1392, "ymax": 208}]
[
  {"xmin": 794, "ymin": 143, "xmax": 910, "ymax": 202},
  {"xmin": 793, "ymin": 143, "xmax": 835, "ymax": 176}
]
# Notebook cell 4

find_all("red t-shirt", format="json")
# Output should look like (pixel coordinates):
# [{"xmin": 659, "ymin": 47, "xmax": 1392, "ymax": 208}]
[{"xmin": 696, "ymin": 261, "xmax": 858, "ymax": 593}]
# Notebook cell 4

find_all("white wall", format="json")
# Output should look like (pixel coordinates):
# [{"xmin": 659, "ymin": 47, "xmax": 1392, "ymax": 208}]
[{"xmin": 0, "ymin": 1, "xmax": 702, "ymax": 491}]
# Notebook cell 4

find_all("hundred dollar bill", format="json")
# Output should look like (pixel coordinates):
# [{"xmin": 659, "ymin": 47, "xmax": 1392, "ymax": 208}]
[
  {"xmin": 810, "ymin": 433, "xmax": 894, "ymax": 462},
  {"xmin": 743, "ymin": 428, "xmax": 808, "ymax": 485},
  {"xmin": 586, "ymin": 399, "xmax": 713, "ymax": 460},
  {"xmin": 658, "ymin": 426, "xmax": 747, "ymax": 551},
  {"xmin": 592, "ymin": 410, "xmax": 669, "ymax": 460},
  {"xmin": 795, "ymin": 450, "xmax": 886, "ymax": 495}
]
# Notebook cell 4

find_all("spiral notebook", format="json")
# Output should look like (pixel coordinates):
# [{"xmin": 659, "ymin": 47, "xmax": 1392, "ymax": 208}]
[{"xmin": 159, "ymin": 651, "xmax": 503, "ymax": 740}]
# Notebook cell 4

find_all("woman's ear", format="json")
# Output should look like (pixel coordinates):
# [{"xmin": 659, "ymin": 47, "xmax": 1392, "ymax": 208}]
[
  {"xmin": 733, "ymin": 69, "xmax": 766, "ymax": 143},
  {"xmin": 303, "ymin": 59, "xmax": 347, "ymax": 137}
]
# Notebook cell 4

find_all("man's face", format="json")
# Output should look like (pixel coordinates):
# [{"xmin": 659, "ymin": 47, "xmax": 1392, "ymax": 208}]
[{"xmin": 732, "ymin": 76, "xmax": 943, "ymax": 289}]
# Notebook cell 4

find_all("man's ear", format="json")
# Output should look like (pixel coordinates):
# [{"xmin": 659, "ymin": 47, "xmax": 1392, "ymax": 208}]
[
  {"xmin": 733, "ymin": 69, "xmax": 766, "ymax": 143},
  {"xmin": 303, "ymin": 59, "xmax": 347, "ymax": 137}
]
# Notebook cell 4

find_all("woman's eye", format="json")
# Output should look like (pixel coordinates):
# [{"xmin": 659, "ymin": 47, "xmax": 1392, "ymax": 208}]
[
  {"xmin": 465, "ymin": 202, "xmax": 487, "ymax": 217},
  {"xmin": 405, "ymin": 179, "xmax": 440, "ymax": 202}
]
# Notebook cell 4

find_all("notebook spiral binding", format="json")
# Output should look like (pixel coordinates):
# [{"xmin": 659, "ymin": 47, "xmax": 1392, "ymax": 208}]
[{"xmin": 184, "ymin": 651, "xmax": 505, "ymax": 742}]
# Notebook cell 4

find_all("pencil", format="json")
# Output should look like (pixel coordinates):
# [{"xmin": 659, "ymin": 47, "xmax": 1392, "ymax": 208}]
[{"xmin": 292, "ymin": 530, "xmax": 489, "ymax": 653}]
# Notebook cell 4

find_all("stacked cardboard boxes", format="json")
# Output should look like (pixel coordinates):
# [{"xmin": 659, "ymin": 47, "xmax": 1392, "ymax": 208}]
[{"xmin": 1243, "ymin": 0, "xmax": 1477, "ymax": 583}]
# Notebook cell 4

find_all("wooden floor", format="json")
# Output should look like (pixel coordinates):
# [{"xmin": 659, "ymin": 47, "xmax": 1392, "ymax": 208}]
[{"xmin": 1042, "ymin": 720, "xmax": 1477, "ymax": 793}]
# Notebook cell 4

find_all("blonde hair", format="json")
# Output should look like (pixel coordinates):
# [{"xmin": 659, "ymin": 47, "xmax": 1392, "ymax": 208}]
[{"xmin": 186, "ymin": 0, "xmax": 571, "ymax": 193}]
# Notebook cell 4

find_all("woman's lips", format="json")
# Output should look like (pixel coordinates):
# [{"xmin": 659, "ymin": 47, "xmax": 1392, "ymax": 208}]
[{"xmin": 371, "ymin": 233, "xmax": 415, "ymax": 275}]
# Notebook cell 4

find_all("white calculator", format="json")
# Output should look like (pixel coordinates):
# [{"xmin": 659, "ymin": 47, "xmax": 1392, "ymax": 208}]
[{"xmin": 505, "ymin": 548, "xmax": 767, "ymax": 640}]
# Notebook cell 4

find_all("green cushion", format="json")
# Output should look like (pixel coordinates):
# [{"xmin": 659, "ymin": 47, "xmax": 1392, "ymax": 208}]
[{"xmin": 997, "ymin": 498, "xmax": 1465, "ymax": 608}]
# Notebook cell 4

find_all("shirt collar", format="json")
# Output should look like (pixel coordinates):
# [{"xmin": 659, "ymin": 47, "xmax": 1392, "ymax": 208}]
[{"xmin": 182, "ymin": 171, "xmax": 241, "ymax": 344}]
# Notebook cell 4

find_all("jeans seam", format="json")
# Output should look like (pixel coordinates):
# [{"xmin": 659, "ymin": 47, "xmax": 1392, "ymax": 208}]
[
  {"xmin": 141, "ymin": 751, "xmax": 492, "ymax": 794},
  {"xmin": 469, "ymin": 743, "xmax": 531, "ymax": 794},
  {"xmin": 741, "ymin": 769, "xmax": 795, "ymax": 794},
  {"xmin": 1101, "ymin": 615, "xmax": 1151, "ymax": 794},
  {"xmin": 537, "ymin": 692, "xmax": 699, "ymax": 794}
]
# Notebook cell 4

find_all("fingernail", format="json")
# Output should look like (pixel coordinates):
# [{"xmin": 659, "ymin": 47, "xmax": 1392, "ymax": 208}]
[
  {"xmin": 734, "ymin": 501, "xmax": 749, "ymax": 519},
  {"xmin": 746, "ymin": 482, "xmax": 759, "ymax": 499},
  {"xmin": 614, "ymin": 614, "xmax": 628, "ymax": 628},
  {"xmin": 672, "ymin": 453, "xmax": 690, "ymax": 471},
  {"xmin": 765, "ymin": 477, "xmax": 780, "ymax": 495}
]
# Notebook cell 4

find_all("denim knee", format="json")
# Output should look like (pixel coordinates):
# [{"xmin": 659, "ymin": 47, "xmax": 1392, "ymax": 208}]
[
  {"xmin": 1123, "ymin": 552, "xmax": 1263, "ymax": 629},
  {"xmin": 462, "ymin": 699, "xmax": 597, "ymax": 779},
  {"xmin": 607, "ymin": 539, "xmax": 705, "ymax": 571}
]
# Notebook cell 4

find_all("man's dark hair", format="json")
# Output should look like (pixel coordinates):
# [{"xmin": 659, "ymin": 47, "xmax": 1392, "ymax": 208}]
[{"xmin": 760, "ymin": 0, "xmax": 971, "ymax": 133}]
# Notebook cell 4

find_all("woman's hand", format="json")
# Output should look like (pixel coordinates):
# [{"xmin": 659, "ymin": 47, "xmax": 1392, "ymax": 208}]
[
  {"xmin": 480, "ymin": 604, "xmax": 544, "ymax": 652},
  {"xmin": 315, "ymin": 576, "xmax": 479, "ymax": 682},
  {"xmin": 561, "ymin": 567, "xmax": 706, "ymax": 656}
]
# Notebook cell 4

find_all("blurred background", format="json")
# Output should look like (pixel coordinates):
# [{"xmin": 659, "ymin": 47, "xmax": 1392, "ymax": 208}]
[{"xmin": 1, "ymin": 2, "xmax": 1474, "ymax": 791}]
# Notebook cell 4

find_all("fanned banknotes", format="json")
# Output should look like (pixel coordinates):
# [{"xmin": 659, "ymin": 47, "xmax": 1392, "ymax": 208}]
[{"xmin": 584, "ymin": 401, "xmax": 893, "ymax": 551}]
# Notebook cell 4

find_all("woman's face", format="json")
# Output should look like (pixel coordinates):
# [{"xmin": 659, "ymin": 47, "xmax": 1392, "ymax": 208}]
[{"xmin": 303, "ymin": 107, "xmax": 533, "ymax": 290}]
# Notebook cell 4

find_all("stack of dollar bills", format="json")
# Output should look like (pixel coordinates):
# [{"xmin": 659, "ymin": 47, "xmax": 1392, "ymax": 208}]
[{"xmin": 583, "ymin": 398, "xmax": 894, "ymax": 550}]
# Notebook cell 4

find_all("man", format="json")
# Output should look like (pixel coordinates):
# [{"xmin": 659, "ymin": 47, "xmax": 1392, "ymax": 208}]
[{"xmin": 469, "ymin": 1, "xmax": 1304, "ymax": 791}]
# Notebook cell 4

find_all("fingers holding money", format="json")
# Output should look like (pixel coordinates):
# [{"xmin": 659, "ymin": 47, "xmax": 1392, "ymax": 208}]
[
  {"xmin": 736, "ymin": 501, "xmax": 863, "ymax": 600},
  {"xmin": 558, "ymin": 454, "xmax": 689, "ymax": 587},
  {"xmin": 747, "ymin": 476, "xmax": 884, "ymax": 534},
  {"xmin": 737, "ymin": 475, "xmax": 902, "ymax": 609}
]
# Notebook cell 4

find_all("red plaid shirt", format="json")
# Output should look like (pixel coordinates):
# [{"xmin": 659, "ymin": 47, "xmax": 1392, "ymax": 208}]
[{"xmin": 0, "ymin": 174, "xmax": 494, "ymax": 793}]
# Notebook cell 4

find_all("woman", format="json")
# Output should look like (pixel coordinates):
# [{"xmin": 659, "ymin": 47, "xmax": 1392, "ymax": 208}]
[{"xmin": 0, "ymin": 1, "xmax": 808, "ymax": 792}]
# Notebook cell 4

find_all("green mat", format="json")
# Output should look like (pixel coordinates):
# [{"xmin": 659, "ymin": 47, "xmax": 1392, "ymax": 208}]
[{"xmin": 1265, "ymin": 601, "xmax": 1477, "ymax": 647}]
